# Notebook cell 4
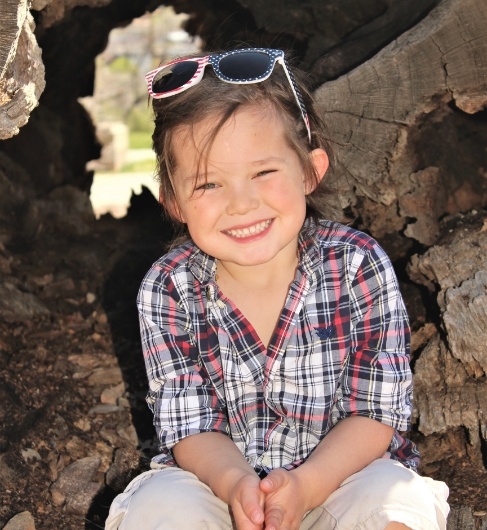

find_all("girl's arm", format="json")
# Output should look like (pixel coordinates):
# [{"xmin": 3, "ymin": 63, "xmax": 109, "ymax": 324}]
[
  {"xmin": 262, "ymin": 241, "xmax": 408, "ymax": 529},
  {"xmin": 138, "ymin": 264, "xmax": 230, "ymax": 466},
  {"xmin": 173, "ymin": 432, "xmax": 266, "ymax": 530},
  {"xmin": 296, "ymin": 415, "xmax": 394, "ymax": 502},
  {"xmin": 261, "ymin": 416, "xmax": 394, "ymax": 530}
]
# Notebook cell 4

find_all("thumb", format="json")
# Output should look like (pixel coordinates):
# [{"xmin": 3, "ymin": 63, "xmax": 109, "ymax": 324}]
[{"xmin": 259, "ymin": 469, "xmax": 287, "ymax": 493}]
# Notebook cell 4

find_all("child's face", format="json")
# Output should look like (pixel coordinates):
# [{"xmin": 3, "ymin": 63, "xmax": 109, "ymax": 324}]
[{"xmin": 167, "ymin": 104, "xmax": 327, "ymax": 270}]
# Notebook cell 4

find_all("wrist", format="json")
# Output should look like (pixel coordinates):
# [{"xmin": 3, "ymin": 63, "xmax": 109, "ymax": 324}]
[
  {"xmin": 292, "ymin": 462, "xmax": 335, "ymax": 511},
  {"xmin": 215, "ymin": 465, "xmax": 257, "ymax": 504}
]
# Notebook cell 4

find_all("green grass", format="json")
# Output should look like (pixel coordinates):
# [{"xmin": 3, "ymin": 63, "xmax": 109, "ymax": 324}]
[
  {"xmin": 109, "ymin": 56, "xmax": 137, "ymax": 74},
  {"xmin": 129, "ymin": 131, "xmax": 153, "ymax": 149},
  {"xmin": 120, "ymin": 159, "xmax": 156, "ymax": 173}
]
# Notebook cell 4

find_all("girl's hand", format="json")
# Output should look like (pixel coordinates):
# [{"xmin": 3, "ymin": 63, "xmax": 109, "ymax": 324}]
[
  {"xmin": 260, "ymin": 468, "xmax": 308, "ymax": 530},
  {"xmin": 228, "ymin": 472, "xmax": 266, "ymax": 530}
]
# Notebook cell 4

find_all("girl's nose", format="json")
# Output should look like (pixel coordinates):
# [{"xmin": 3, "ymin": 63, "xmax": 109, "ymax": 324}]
[{"xmin": 225, "ymin": 182, "xmax": 259, "ymax": 215}]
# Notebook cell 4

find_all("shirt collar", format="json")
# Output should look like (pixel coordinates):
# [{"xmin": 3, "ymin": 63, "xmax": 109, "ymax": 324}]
[
  {"xmin": 188, "ymin": 244, "xmax": 218, "ymax": 285},
  {"xmin": 296, "ymin": 218, "xmax": 321, "ymax": 286},
  {"xmin": 186, "ymin": 218, "xmax": 322, "ymax": 286}
]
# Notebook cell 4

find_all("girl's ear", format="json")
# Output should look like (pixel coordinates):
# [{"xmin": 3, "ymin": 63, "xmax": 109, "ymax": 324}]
[
  {"xmin": 159, "ymin": 186, "xmax": 186, "ymax": 223},
  {"xmin": 305, "ymin": 148, "xmax": 329, "ymax": 194}
]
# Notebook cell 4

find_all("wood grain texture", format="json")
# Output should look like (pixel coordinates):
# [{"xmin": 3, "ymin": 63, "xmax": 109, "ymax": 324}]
[{"xmin": 315, "ymin": 0, "xmax": 487, "ymax": 241}]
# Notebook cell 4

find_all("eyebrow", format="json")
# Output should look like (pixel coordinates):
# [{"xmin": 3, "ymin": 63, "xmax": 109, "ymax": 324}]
[
  {"xmin": 251, "ymin": 156, "xmax": 285, "ymax": 166},
  {"xmin": 182, "ymin": 172, "xmax": 210, "ymax": 185}
]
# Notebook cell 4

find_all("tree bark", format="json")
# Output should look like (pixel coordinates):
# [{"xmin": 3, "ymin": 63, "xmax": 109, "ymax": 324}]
[
  {"xmin": 409, "ymin": 218, "xmax": 487, "ymax": 462},
  {"xmin": 314, "ymin": 0, "xmax": 487, "ymax": 245},
  {"xmin": 0, "ymin": 0, "xmax": 45, "ymax": 139}
]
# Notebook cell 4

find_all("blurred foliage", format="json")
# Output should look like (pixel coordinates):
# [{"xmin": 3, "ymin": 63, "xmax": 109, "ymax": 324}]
[
  {"xmin": 109, "ymin": 56, "xmax": 138, "ymax": 74},
  {"xmin": 127, "ymin": 105, "xmax": 153, "ymax": 133},
  {"xmin": 129, "ymin": 130, "xmax": 153, "ymax": 149},
  {"xmin": 120, "ymin": 157, "xmax": 156, "ymax": 172}
]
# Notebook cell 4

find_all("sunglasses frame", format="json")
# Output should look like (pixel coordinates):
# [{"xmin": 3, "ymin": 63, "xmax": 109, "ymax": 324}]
[{"xmin": 145, "ymin": 48, "xmax": 311, "ymax": 143}]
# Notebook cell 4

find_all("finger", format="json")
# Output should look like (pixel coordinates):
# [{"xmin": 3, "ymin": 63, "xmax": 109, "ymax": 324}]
[
  {"xmin": 232, "ymin": 502, "xmax": 264, "ymax": 530},
  {"xmin": 264, "ymin": 504, "xmax": 285, "ymax": 530},
  {"xmin": 233, "ymin": 514, "xmax": 264, "ymax": 530},
  {"xmin": 233, "ymin": 513, "xmax": 264, "ymax": 530},
  {"xmin": 240, "ymin": 485, "xmax": 265, "ymax": 525}
]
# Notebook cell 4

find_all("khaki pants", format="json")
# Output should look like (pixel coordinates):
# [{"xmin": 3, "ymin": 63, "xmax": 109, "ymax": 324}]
[{"xmin": 105, "ymin": 459, "xmax": 449, "ymax": 530}]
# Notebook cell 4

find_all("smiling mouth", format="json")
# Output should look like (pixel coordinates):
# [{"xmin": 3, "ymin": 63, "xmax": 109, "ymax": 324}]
[{"xmin": 224, "ymin": 219, "xmax": 272, "ymax": 238}]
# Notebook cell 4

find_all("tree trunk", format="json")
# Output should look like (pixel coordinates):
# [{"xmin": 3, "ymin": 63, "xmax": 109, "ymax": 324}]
[{"xmin": 314, "ymin": 0, "xmax": 487, "ymax": 245}]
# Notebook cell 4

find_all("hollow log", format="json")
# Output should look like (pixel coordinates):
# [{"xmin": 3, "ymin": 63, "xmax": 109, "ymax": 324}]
[{"xmin": 0, "ymin": 0, "xmax": 486, "ymax": 526}]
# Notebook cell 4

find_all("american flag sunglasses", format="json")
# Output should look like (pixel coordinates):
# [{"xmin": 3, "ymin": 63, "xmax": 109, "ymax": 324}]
[{"xmin": 145, "ymin": 48, "xmax": 311, "ymax": 143}]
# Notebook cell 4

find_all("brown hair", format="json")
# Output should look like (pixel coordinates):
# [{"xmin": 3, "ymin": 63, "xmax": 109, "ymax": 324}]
[{"xmin": 150, "ymin": 50, "xmax": 334, "ymax": 242}]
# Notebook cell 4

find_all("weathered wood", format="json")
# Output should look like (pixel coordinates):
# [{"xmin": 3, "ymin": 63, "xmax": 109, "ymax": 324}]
[
  {"xmin": 238, "ymin": 0, "xmax": 442, "ymax": 82},
  {"xmin": 0, "ymin": 0, "xmax": 45, "ymax": 139},
  {"xmin": 410, "ymin": 219, "xmax": 487, "ymax": 463},
  {"xmin": 35, "ymin": 0, "xmax": 112, "ymax": 29},
  {"xmin": 314, "ymin": 0, "xmax": 487, "ymax": 244},
  {"xmin": 0, "ymin": 0, "xmax": 25, "ymax": 79},
  {"xmin": 447, "ymin": 505, "xmax": 487, "ymax": 530}
]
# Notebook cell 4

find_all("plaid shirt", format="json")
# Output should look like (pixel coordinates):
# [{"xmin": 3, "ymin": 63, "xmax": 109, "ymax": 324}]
[{"xmin": 138, "ymin": 219, "xmax": 420, "ymax": 473}]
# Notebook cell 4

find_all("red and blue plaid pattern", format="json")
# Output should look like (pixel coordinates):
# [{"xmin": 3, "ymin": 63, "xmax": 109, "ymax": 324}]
[{"xmin": 138, "ymin": 219, "xmax": 420, "ymax": 472}]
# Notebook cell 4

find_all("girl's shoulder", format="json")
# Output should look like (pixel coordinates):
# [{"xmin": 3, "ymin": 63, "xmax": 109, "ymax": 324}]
[
  {"xmin": 141, "ymin": 240, "xmax": 196, "ymax": 286},
  {"xmin": 156, "ymin": 240, "xmax": 195, "ymax": 269},
  {"xmin": 314, "ymin": 219, "xmax": 380, "ymax": 254},
  {"xmin": 309, "ymin": 220, "xmax": 396, "ymax": 280}
]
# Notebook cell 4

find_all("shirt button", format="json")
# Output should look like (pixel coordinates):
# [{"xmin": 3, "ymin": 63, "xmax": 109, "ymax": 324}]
[
  {"xmin": 262, "ymin": 454, "xmax": 271, "ymax": 467},
  {"xmin": 216, "ymin": 300, "xmax": 225, "ymax": 309}
]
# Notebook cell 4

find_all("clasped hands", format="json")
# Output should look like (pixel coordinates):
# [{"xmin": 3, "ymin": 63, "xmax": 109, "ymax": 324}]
[{"xmin": 229, "ymin": 467, "xmax": 311, "ymax": 530}]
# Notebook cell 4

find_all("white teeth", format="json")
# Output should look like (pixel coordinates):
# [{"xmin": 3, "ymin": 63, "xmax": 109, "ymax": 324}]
[{"xmin": 225, "ymin": 219, "xmax": 271, "ymax": 238}]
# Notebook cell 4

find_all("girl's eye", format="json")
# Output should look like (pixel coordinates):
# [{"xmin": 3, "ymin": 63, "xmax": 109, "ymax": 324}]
[
  {"xmin": 195, "ymin": 182, "xmax": 218, "ymax": 191},
  {"xmin": 256, "ymin": 169, "xmax": 276, "ymax": 177}
]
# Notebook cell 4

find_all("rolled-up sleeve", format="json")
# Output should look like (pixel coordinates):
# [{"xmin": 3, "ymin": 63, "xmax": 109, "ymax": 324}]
[
  {"xmin": 333, "ymin": 244, "xmax": 412, "ymax": 431},
  {"xmin": 137, "ymin": 264, "xmax": 229, "ymax": 461}
]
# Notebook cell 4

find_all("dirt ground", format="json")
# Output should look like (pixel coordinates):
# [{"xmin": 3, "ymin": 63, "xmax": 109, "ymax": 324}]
[{"xmin": 0, "ymin": 190, "xmax": 486, "ymax": 529}]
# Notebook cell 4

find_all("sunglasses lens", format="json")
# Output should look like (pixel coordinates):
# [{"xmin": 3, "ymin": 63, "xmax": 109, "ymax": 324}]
[
  {"xmin": 219, "ymin": 51, "xmax": 271, "ymax": 80},
  {"xmin": 152, "ymin": 61, "xmax": 199, "ymax": 94}
]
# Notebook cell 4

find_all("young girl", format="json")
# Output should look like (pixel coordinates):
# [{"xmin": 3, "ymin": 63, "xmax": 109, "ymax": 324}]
[{"xmin": 106, "ymin": 48, "xmax": 449, "ymax": 530}]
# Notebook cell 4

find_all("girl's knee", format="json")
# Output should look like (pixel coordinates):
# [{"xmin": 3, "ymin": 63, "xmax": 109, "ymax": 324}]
[
  {"xmin": 324, "ymin": 459, "xmax": 449, "ymax": 530},
  {"xmin": 350, "ymin": 459, "xmax": 435, "ymax": 503},
  {"xmin": 108, "ymin": 467, "xmax": 232, "ymax": 529}
]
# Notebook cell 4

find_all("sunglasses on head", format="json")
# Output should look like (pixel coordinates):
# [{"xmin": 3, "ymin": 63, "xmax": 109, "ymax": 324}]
[{"xmin": 145, "ymin": 48, "xmax": 311, "ymax": 143}]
